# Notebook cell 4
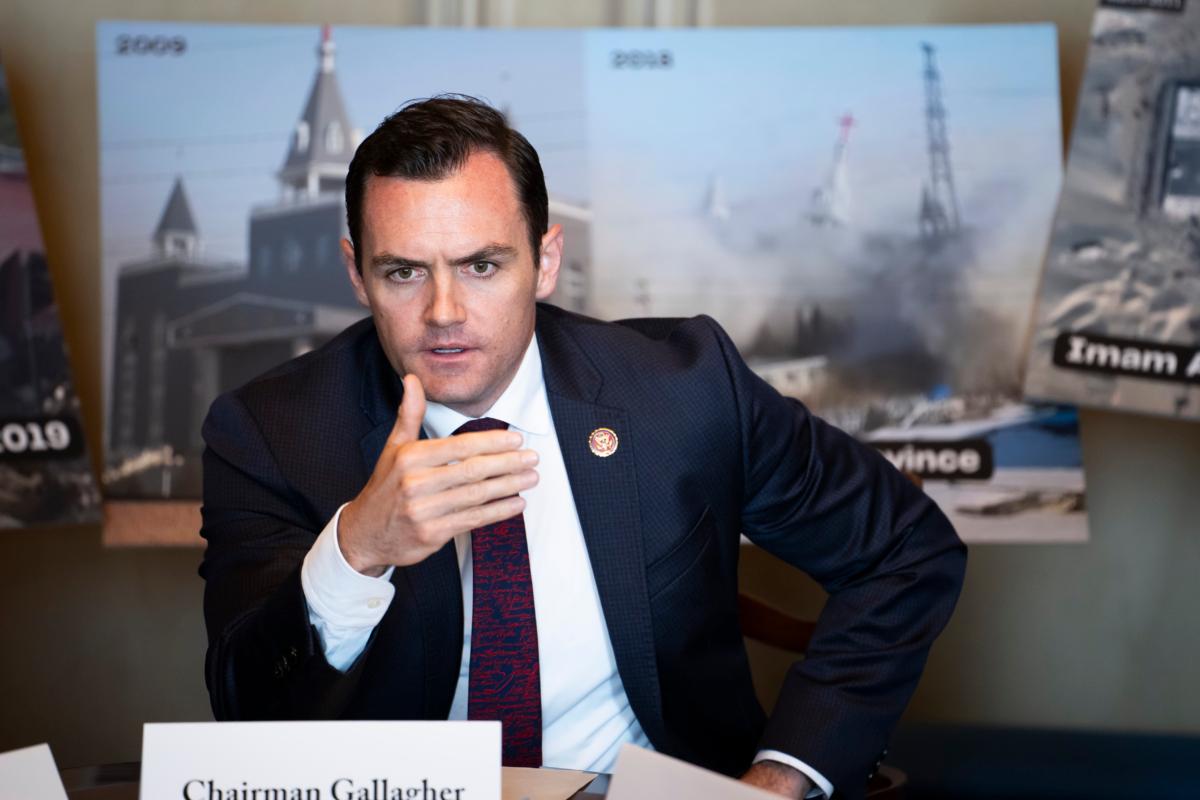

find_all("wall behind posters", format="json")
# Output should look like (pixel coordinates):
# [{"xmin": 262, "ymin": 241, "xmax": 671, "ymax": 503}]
[{"xmin": 1, "ymin": 0, "xmax": 1198, "ymax": 769}]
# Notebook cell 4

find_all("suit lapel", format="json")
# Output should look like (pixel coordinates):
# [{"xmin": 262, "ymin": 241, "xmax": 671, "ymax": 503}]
[
  {"xmin": 537, "ymin": 307, "xmax": 667, "ymax": 744},
  {"xmin": 358, "ymin": 331, "xmax": 463, "ymax": 718}
]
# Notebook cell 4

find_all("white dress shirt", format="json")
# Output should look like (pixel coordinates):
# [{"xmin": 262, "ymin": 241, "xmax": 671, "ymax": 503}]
[{"xmin": 300, "ymin": 332, "xmax": 832, "ymax": 796}]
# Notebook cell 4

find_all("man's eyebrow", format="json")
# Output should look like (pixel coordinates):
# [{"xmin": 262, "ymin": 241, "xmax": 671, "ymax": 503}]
[
  {"xmin": 370, "ymin": 253, "xmax": 430, "ymax": 270},
  {"xmin": 368, "ymin": 244, "xmax": 519, "ymax": 272},
  {"xmin": 448, "ymin": 244, "xmax": 519, "ymax": 266}
]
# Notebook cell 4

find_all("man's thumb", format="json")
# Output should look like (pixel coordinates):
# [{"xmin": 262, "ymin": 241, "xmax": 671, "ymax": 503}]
[{"xmin": 392, "ymin": 373, "xmax": 426, "ymax": 444}]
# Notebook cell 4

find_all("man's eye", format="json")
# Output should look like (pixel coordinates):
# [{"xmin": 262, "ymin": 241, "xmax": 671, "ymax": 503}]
[
  {"xmin": 389, "ymin": 267, "xmax": 418, "ymax": 281},
  {"xmin": 468, "ymin": 261, "xmax": 497, "ymax": 277}
]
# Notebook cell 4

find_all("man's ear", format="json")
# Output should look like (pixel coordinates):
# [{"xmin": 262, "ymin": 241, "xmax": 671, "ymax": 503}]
[
  {"xmin": 342, "ymin": 238, "xmax": 370, "ymax": 308},
  {"xmin": 535, "ymin": 223, "xmax": 563, "ymax": 300}
]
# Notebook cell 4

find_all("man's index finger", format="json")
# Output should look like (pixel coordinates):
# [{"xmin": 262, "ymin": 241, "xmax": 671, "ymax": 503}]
[{"xmin": 405, "ymin": 429, "xmax": 524, "ymax": 469}]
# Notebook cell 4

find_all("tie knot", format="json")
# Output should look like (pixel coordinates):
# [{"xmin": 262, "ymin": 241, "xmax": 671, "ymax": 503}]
[{"xmin": 453, "ymin": 417, "xmax": 509, "ymax": 435}]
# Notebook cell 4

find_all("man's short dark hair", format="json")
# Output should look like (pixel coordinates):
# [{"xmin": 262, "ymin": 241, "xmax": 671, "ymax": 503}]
[{"xmin": 345, "ymin": 95, "xmax": 549, "ymax": 271}]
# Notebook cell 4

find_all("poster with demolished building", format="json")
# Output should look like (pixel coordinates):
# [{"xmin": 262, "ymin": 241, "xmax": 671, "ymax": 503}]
[
  {"xmin": 0, "ymin": 56, "xmax": 102, "ymax": 529},
  {"xmin": 98, "ymin": 22, "xmax": 1082, "ymax": 543},
  {"xmin": 586, "ymin": 26, "xmax": 1083, "ymax": 543},
  {"xmin": 1025, "ymin": 0, "xmax": 1200, "ymax": 419}
]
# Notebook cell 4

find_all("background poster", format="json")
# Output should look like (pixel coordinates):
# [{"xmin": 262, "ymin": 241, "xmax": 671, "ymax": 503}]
[
  {"xmin": 1024, "ymin": 0, "xmax": 1200, "ymax": 420},
  {"xmin": 98, "ymin": 22, "xmax": 1083, "ymax": 542},
  {"xmin": 0, "ymin": 56, "xmax": 101, "ymax": 529}
]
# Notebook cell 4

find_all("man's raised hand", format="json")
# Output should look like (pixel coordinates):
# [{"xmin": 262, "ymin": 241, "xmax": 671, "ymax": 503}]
[{"xmin": 338, "ymin": 374, "xmax": 538, "ymax": 577}]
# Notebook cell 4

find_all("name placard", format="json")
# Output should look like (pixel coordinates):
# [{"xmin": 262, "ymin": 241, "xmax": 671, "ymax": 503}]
[
  {"xmin": 0, "ymin": 744, "xmax": 68, "ymax": 800},
  {"xmin": 140, "ymin": 721, "xmax": 500, "ymax": 800}
]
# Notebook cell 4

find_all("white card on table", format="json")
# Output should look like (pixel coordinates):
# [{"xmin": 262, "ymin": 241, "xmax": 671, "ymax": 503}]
[
  {"xmin": 140, "ymin": 721, "xmax": 500, "ymax": 800},
  {"xmin": 0, "ymin": 744, "xmax": 68, "ymax": 800},
  {"xmin": 608, "ymin": 745, "xmax": 780, "ymax": 800}
]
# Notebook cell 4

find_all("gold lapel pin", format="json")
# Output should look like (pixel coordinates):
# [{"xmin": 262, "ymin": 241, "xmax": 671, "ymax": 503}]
[{"xmin": 588, "ymin": 427, "xmax": 618, "ymax": 458}]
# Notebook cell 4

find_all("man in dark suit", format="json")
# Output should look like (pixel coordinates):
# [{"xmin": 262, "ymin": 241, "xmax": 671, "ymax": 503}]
[{"xmin": 200, "ymin": 97, "xmax": 965, "ymax": 800}]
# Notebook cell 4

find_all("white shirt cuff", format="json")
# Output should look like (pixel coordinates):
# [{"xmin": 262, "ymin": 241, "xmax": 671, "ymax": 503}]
[
  {"xmin": 753, "ymin": 750, "xmax": 833, "ymax": 799},
  {"xmin": 301, "ymin": 502, "xmax": 395, "ymax": 671}
]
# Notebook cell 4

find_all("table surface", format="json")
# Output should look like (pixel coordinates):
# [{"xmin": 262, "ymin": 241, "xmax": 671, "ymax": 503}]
[{"xmin": 60, "ymin": 762, "xmax": 611, "ymax": 799}]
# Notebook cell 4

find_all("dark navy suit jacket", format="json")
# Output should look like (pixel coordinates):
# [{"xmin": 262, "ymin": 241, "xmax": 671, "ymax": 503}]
[{"xmin": 199, "ymin": 303, "xmax": 966, "ymax": 800}]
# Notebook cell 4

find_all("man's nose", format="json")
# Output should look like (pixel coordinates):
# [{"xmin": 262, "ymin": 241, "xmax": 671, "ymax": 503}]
[{"xmin": 425, "ymin": 271, "xmax": 467, "ymax": 328}]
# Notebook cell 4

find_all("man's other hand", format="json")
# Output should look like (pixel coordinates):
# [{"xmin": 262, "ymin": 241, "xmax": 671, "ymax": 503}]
[
  {"xmin": 338, "ymin": 373, "xmax": 538, "ymax": 576},
  {"xmin": 741, "ymin": 760, "xmax": 814, "ymax": 799}
]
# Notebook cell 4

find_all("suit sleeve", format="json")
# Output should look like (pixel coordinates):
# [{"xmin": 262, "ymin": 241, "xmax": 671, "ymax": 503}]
[
  {"xmin": 704, "ymin": 317, "xmax": 967, "ymax": 796},
  {"xmin": 199, "ymin": 391, "xmax": 370, "ymax": 721}
]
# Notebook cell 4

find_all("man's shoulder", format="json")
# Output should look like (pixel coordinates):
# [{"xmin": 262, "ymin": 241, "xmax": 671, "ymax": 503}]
[
  {"xmin": 534, "ymin": 304, "xmax": 749, "ymax": 411},
  {"xmin": 212, "ymin": 315, "xmax": 379, "ymax": 419},
  {"xmin": 536, "ymin": 303, "xmax": 735, "ymax": 365}
]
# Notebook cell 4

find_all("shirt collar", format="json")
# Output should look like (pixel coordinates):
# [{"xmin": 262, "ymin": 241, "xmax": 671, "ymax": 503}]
[{"xmin": 422, "ymin": 332, "xmax": 552, "ymax": 439}]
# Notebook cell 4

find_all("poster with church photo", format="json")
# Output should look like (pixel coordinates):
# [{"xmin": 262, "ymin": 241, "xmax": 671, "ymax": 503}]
[
  {"xmin": 97, "ymin": 22, "xmax": 1084, "ymax": 543},
  {"xmin": 97, "ymin": 22, "xmax": 590, "ymax": 541},
  {"xmin": 1023, "ymin": 0, "xmax": 1200, "ymax": 420},
  {"xmin": 1, "ymin": 55, "xmax": 102, "ymax": 529}
]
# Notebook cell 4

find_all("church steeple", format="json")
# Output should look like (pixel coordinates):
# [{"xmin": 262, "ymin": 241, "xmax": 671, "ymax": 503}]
[
  {"xmin": 154, "ymin": 177, "xmax": 199, "ymax": 258},
  {"xmin": 278, "ymin": 25, "xmax": 358, "ymax": 199}
]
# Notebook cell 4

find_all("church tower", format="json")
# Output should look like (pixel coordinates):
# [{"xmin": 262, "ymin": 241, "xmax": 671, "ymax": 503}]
[
  {"xmin": 247, "ymin": 23, "xmax": 361, "ymax": 305},
  {"xmin": 277, "ymin": 25, "xmax": 358, "ymax": 200},
  {"xmin": 153, "ymin": 177, "xmax": 199, "ymax": 258}
]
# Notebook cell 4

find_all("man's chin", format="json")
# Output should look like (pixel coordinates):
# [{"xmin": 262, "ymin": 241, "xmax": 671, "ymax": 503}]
[{"xmin": 418, "ymin": 378, "xmax": 491, "ymax": 417}]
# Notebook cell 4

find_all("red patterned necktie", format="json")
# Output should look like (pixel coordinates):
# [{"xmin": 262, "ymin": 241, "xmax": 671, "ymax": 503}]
[{"xmin": 453, "ymin": 417, "xmax": 542, "ymax": 767}]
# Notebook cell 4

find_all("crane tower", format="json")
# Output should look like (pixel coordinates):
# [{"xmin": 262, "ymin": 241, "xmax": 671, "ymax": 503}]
[{"xmin": 919, "ymin": 43, "xmax": 961, "ymax": 241}]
